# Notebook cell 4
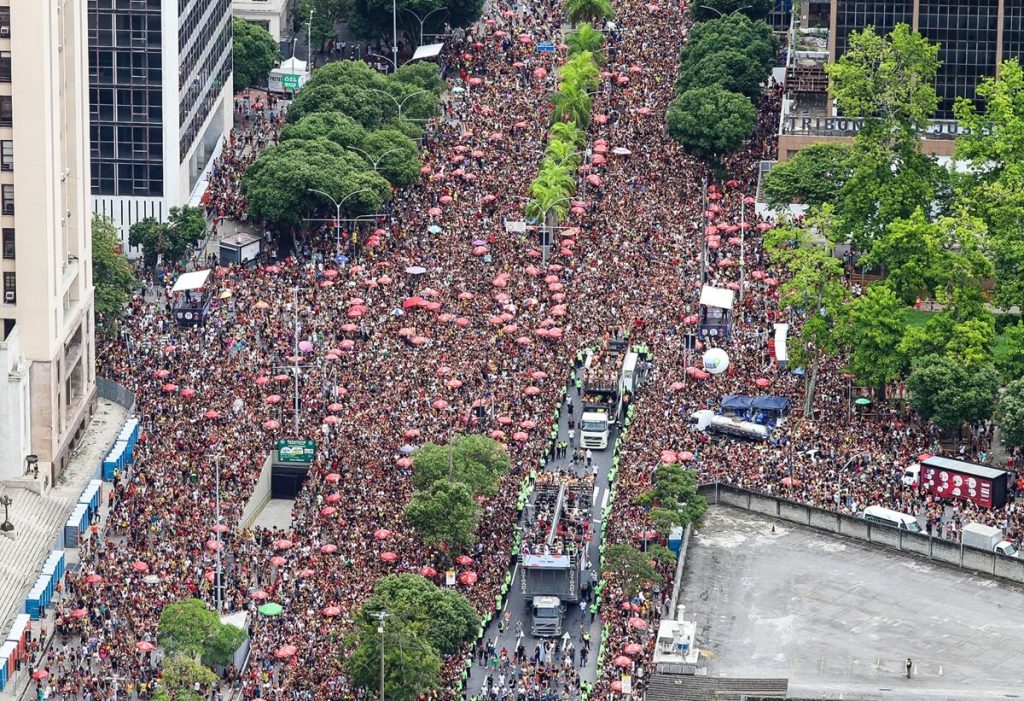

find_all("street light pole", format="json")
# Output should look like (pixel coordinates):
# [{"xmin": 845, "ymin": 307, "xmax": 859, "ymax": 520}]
[
  {"xmin": 739, "ymin": 193, "xmax": 746, "ymax": 304},
  {"xmin": 366, "ymin": 88, "xmax": 429, "ymax": 121},
  {"xmin": 307, "ymin": 8, "xmax": 313, "ymax": 68},
  {"xmin": 403, "ymin": 6, "xmax": 448, "ymax": 44},
  {"xmin": 308, "ymin": 188, "xmax": 375, "ymax": 257},
  {"xmin": 213, "ymin": 454, "xmax": 223, "ymax": 613},
  {"xmin": 293, "ymin": 287, "xmax": 301, "ymax": 435},
  {"xmin": 392, "ymin": 0, "xmax": 398, "ymax": 73},
  {"xmin": 374, "ymin": 609, "xmax": 390, "ymax": 701}
]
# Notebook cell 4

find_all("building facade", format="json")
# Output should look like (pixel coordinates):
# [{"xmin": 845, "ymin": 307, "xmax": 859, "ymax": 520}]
[
  {"xmin": 88, "ymin": 0, "xmax": 233, "ymax": 250},
  {"xmin": 233, "ymin": 0, "xmax": 291, "ymax": 43},
  {"xmin": 831, "ymin": 0, "xmax": 1024, "ymax": 119},
  {"xmin": 777, "ymin": 0, "xmax": 1024, "ymax": 160},
  {"xmin": 0, "ymin": 1, "xmax": 97, "ymax": 481}
]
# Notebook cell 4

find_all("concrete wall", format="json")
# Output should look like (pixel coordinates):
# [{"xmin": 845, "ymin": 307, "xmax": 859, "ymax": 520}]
[
  {"xmin": 239, "ymin": 454, "xmax": 273, "ymax": 529},
  {"xmin": 699, "ymin": 483, "xmax": 1024, "ymax": 586}
]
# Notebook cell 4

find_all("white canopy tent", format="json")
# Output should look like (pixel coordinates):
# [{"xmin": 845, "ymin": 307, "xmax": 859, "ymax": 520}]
[
  {"xmin": 699, "ymin": 285, "xmax": 734, "ymax": 339},
  {"xmin": 411, "ymin": 43, "xmax": 445, "ymax": 61},
  {"xmin": 171, "ymin": 269, "xmax": 212, "ymax": 293}
]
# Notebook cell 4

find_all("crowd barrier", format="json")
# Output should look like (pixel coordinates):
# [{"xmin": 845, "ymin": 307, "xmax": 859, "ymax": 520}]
[
  {"xmin": 24, "ymin": 551, "xmax": 66, "ymax": 620},
  {"xmin": 698, "ymin": 482, "xmax": 1024, "ymax": 585}
]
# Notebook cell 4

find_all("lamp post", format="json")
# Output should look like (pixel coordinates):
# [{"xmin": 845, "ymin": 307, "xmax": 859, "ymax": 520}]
[
  {"xmin": 212, "ymin": 454, "xmax": 223, "ymax": 612},
  {"xmin": 392, "ymin": 0, "xmax": 398, "ymax": 76},
  {"xmin": 403, "ymin": 6, "xmax": 448, "ymax": 45},
  {"xmin": 308, "ymin": 188, "xmax": 374, "ymax": 256},
  {"xmin": 366, "ymin": 87, "xmax": 429, "ymax": 121},
  {"xmin": 0, "ymin": 494, "xmax": 12, "ymax": 532},
  {"xmin": 345, "ymin": 146, "xmax": 406, "ymax": 171},
  {"xmin": 698, "ymin": 4, "xmax": 751, "ymax": 17}
]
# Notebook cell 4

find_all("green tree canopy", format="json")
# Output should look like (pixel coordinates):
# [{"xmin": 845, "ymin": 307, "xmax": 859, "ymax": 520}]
[
  {"xmin": 636, "ymin": 464, "xmax": 707, "ymax": 533},
  {"xmin": 232, "ymin": 19, "xmax": 278, "ymax": 91},
  {"xmin": 551, "ymin": 83, "xmax": 592, "ymax": 128},
  {"xmin": 667, "ymin": 86, "xmax": 757, "ymax": 161},
  {"xmin": 566, "ymin": 22, "xmax": 605, "ymax": 58},
  {"xmin": 680, "ymin": 15, "xmax": 779, "ymax": 77},
  {"xmin": 602, "ymin": 544, "xmax": 662, "ymax": 598},
  {"xmin": 404, "ymin": 480, "xmax": 480, "ymax": 551},
  {"xmin": 826, "ymin": 23, "xmax": 941, "ymax": 135},
  {"xmin": 996, "ymin": 322, "xmax": 1024, "ymax": 383},
  {"xmin": 765, "ymin": 209, "xmax": 847, "ymax": 416},
  {"xmin": 692, "ymin": 0, "xmax": 773, "ymax": 21},
  {"xmin": 158, "ymin": 598, "xmax": 246, "ymax": 666},
  {"xmin": 564, "ymin": 0, "xmax": 614, "ymax": 24},
  {"xmin": 392, "ymin": 61, "xmax": 447, "ymax": 95},
  {"xmin": 293, "ymin": 0, "xmax": 347, "ymax": 48},
  {"xmin": 153, "ymin": 654, "xmax": 218, "ymax": 701},
  {"xmin": 242, "ymin": 139, "xmax": 392, "ymax": 231},
  {"xmin": 357, "ymin": 128, "xmax": 421, "ymax": 187},
  {"xmin": 761, "ymin": 143, "xmax": 854, "ymax": 207},
  {"xmin": 996, "ymin": 378, "xmax": 1024, "ymax": 447},
  {"xmin": 92, "ymin": 214, "xmax": 136, "ymax": 322},
  {"xmin": 954, "ymin": 59, "xmax": 1024, "ymax": 310},
  {"xmin": 359, "ymin": 574, "xmax": 479, "ymax": 654},
  {"xmin": 906, "ymin": 354, "xmax": 999, "ymax": 432},
  {"xmin": 345, "ymin": 615, "xmax": 442, "ymax": 701},
  {"xmin": 411, "ymin": 434, "xmax": 510, "ymax": 497},
  {"xmin": 280, "ymin": 112, "xmax": 368, "ymax": 149},
  {"xmin": 899, "ymin": 305, "xmax": 996, "ymax": 368},
  {"xmin": 127, "ymin": 206, "xmax": 206, "ymax": 271},
  {"xmin": 675, "ymin": 47, "xmax": 772, "ymax": 98},
  {"xmin": 843, "ymin": 284, "xmax": 908, "ymax": 393}
]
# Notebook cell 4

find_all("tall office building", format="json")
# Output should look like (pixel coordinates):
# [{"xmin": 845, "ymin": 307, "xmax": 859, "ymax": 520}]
[
  {"xmin": 0, "ymin": 1, "xmax": 97, "ymax": 481},
  {"xmin": 87, "ymin": 0, "xmax": 233, "ymax": 246},
  {"xmin": 831, "ymin": 0, "xmax": 1024, "ymax": 118}
]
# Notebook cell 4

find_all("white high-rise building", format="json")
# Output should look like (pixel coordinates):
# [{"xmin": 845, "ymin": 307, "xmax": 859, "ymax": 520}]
[
  {"xmin": 0, "ymin": 1, "xmax": 97, "ymax": 481},
  {"xmin": 88, "ymin": 0, "xmax": 233, "ymax": 248}
]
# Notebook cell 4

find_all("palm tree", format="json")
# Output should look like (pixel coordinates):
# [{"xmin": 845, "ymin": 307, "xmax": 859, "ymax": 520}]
[
  {"xmin": 544, "ymin": 139, "xmax": 583, "ymax": 168},
  {"xmin": 526, "ymin": 188, "xmax": 570, "ymax": 228},
  {"xmin": 559, "ymin": 52, "xmax": 600, "ymax": 92},
  {"xmin": 564, "ymin": 0, "xmax": 614, "ymax": 25},
  {"xmin": 566, "ymin": 23, "xmax": 605, "ymax": 58},
  {"xmin": 551, "ymin": 84, "xmax": 592, "ymax": 128},
  {"xmin": 529, "ymin": 164, "xmax": 576, "ymax": 201},
  {"xmin": 548, "ymin": 122, "xmax": 587, "ymax": 149}
]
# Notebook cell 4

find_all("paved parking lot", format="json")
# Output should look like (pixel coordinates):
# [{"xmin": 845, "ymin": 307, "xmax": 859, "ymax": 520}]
[{"xmin": 678, "ymin": 506, "xmax": 1024, "ymax": 700}]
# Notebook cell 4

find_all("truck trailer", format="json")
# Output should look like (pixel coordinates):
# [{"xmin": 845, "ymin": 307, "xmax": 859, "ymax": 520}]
[
  {"xmin": 520, "ymin": 475, "xmax": 593, "ymax": 636},
  {"xmin": 579, "ymin": 338, "xmax": 639, "ymax": 450},
  {"xmin": 920, "ymin": 456, "xmax": 1010, "ymax": 509}
]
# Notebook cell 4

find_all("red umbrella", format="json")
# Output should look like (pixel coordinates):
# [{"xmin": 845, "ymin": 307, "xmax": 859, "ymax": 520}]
[
  {"xmin": 660, "ymin": 451, "xmax": 677, "ymax": 464},
  {"xmin": 71, "ymin": 608, "xmax": 88, "ymax": 619},
  {"xmin": 917, "ymin": 452, "xmax": 933, "ymax": 462},
  {"xmin": 513, "ymin": 431, "xmax": 529, "ymax": 442},
  {"xmin": 212, "ymin": 524, "xmax": 230, "ymax": 533},
  {"xmin": 320, "ymin": 544, "xmax": 338, "ymax": 554},
  {"xmin": 132, "ymin": 561, "xmax": 149, "ymax": 573},
  {"xmin": 624, "ymin": 642, "xmax": 643, "ymax": 655},
  {"xmin": 781, "ymin": 476, "xmax": 803, "ymax": 487},
  {"xmin": 614, "ymin": 655, "xmax": 633, "ymax": 668},
  {"xmin": 420, "ymin": 566, "xmax": 437, "ymax": 577},
  {"xmin": 321, "ymin": 507, "xmax": 337, "ymax": 517},
  {"xmin": 458, "ymin": 571, "xmax": 478, "ymax": 585},
  {"xmin": 136, "ymin": 641, "xmax": 155, "ymax": 653},
  {"xmin": 206, "ymin": 539, "xmax": 222, "ymax": 552},
  {"xmin": 275, "ymin": 539, "xmax": 293, "ymax": 550},
  {"xmin": 431, "ymin": 399, "xmax": 449, "ymax": 410},
  {"xmin": 754, "ymin": 377, "xmax": 770, "ymax": 388},
  {"xmin": 299, "ymin": 568, "xmax": 315, "ymax": 578},
  {"xmin": 204, "ymin": 410, "xmax": 220, "ymax": 420},
  {"xmin": 275, "ymin": 644, "xmax": 298, "ymax": 659},
  {"xmin": 85, "ymin": 573, "xmax": 103, "ymax": 585},
  {"xmin": 524, "ymin": 386, "xmax": 541, "ymax": 396},
  {"xmin": 270, "ymin": 556, "xmax": 286, "ymax": 566},
  {"xmin": 374, "ymin": 528, "xmax": 393, "ymax": 540},
  {"xmin": 325, "ymin": 472, "xmax": 341, "ymax": 483},
  {"xmin": 32, "ymin": 670, "xmax": 49, "ymax": 681},
  {"xmin": 161, "ymin": 383, "xmax": 178, "ymax": 393},
  {"xmin": 265, "ymin": 394, "xmax": 282, "ymax": 404},
  {"xmin": 456, "ymin": 554, "xmax": 474, "ymax": 566},
  {"xmin": 678, "ymin": 451, "xmax": 695, "ymax": 462},
  {"xmin": 381, "ymin": 551, "xmax": 398, "ymax": 563},
  {"xmin": 181, "ymin": 388, "xmax": 196, "ymax": 398},
  {"xmin": 323, "ymin": 605, "xmax": 341, "ymax": 617},
  {"xmin": 628, "ymin": 617, "xmax": 647, "ymax": 629},
  {"xmin": 611, "ymin": 681, "xmax": 623, "ymax": 692}
]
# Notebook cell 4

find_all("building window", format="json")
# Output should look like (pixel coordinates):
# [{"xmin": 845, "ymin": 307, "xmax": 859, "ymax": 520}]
[
  {"xmin": 1, "ymin": 185, "xmax": 13, "ymax": 216},
  {"xmin": 1, "ymin": 141, "xmax": 11, "ymax": 171},
  {"xmin": 0, "ymin": 96, "xmax": 11, "ymax": 126},
  {"xmin": 3, "ymin": 272, "xmax": 14, "ymax": 305},
  {"xmin": 0, "ymin": 8, "xmax": 9, "ymax": 38},
  {"xmin": 0, "ymin": 51, "xmax": 9, "ymax": 83},
  {"xmin": 2, "ymin": 229, "xmax": 12, "ymax": 259}
]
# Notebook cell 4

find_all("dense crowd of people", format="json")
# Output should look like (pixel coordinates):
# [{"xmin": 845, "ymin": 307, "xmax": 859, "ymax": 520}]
[{"xmin": 26, "ymin": 0, "xmax": 1022, "ymax": 698}]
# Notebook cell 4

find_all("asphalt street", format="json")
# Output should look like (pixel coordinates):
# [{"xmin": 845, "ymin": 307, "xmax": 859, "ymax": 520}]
[{"xmin": 466, "ymin": 367, "xmax": 621, "ymax": 696}]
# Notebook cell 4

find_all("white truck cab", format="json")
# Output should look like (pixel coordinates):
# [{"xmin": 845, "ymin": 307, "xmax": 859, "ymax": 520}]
[{"xmin": 579, "ymin": 410, "xmax": 610, "ymax": 449}]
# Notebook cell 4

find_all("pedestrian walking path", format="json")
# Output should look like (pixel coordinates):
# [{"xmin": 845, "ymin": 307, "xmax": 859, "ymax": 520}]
[{"xmin": 0, "ymin": 399, "xmax": 125, "ymax": 636}]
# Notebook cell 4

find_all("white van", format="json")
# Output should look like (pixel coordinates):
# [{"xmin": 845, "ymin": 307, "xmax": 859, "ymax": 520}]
[
  {"xmin": 862, "ymin": 505, "xmax": 923, "ymax": 532},
  {"xmin": 900, "ymin": 463, "xmax": 921, "ymax": 488}
]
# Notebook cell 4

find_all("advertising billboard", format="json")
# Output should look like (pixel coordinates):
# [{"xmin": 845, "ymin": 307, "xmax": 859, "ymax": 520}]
[
  {"xmin": 276, "ymin": 439, "xmax": 316, "ymax": 464},
  {"xmin": 920, "ymin": 456, "xmax": 1009, "ymax": 509}
]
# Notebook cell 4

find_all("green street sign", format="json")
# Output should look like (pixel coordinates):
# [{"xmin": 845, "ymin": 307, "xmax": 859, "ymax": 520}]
[
  {"xmin": 277, "ymin": 439, "xmax": 316, "ymax": 463},
  {"xmin": 281, "ymin": 73, "xmax": 301, "ymax": 91}
]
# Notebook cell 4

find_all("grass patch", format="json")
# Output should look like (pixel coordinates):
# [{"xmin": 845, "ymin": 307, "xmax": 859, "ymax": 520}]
[{"xmin": 904, "ymin": 308, "xmax": 934, "ymax": 329}]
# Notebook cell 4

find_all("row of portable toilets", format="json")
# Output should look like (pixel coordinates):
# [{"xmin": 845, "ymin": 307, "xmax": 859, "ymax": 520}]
[
  {"xmin": 101, "ymin": 416, "xmax": 140, "ymax": 481},
  {"xmin": 0, "ymin": 613, "xmax": 33, "ymax": 692}
]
